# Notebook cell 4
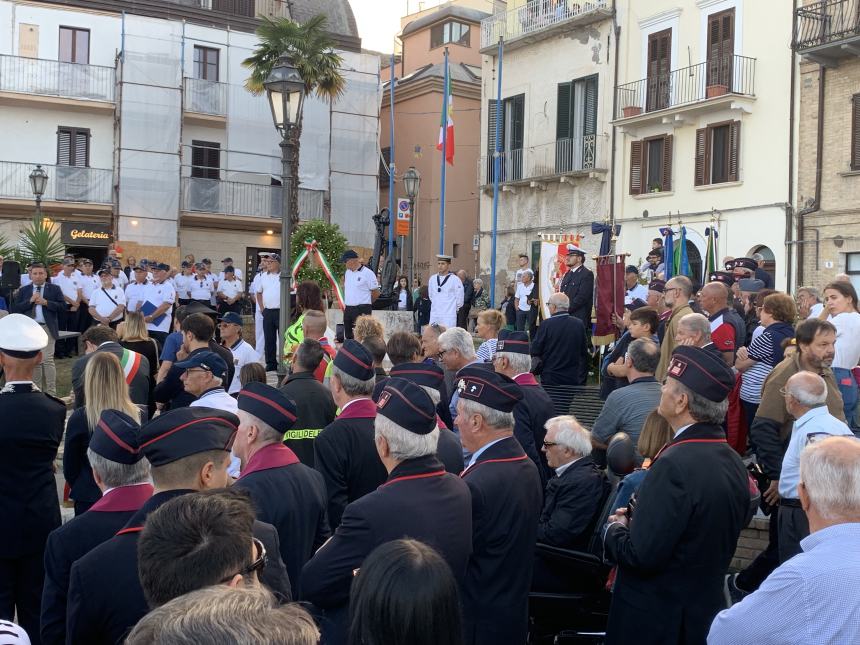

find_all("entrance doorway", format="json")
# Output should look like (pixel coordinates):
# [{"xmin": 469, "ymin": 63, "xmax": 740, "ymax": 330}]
[{"xmin": 66, "ymin": 246, "xmax": 108, "ymax": 270}]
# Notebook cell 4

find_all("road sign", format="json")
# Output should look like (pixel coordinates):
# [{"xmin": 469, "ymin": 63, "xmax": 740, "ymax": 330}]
[{"xmin": 396, "ymin": 198, "xmax": 411, "ymax": 236}]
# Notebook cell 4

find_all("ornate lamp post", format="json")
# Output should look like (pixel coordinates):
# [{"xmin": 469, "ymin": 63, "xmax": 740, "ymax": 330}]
[
  {"xmin": 402, "ymin": 166, "xmax": 421, "ymax": 287},
  {"xmin": 29, "ymin": 164, "xmax": 48, "ymax": 221}
]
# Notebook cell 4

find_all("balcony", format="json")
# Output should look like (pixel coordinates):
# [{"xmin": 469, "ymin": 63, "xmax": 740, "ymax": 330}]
[
  {"xmin": 478, "ymin": 134, "xmax": 608, "ymax": 188},
  {"xmin": 0, "ymin": 55, "xmax": 115, "ymax": 107},
  {"xmin": 181, "ymin": 176, "xmax": 324, "ymax": 221},
  {"xmin": 613, "ymin": 55, "xmax": 755, "ymax": 131},
  {"xmin": 480, "ymin": 0, "xmax": 612, "ymax": 52},
  {"xmin": 0, "ymin": 161, "xmax": 113, "ymax": 215},
  {"xmin": 183, "ymin": 77, "xmax": 228, "ymax": 124},
  {"xmin": 163, "ymin": 0, "xmax": 289, "ymax": 19},
  {"xmin": 793, "ymin": 0, "xmax": 860, "ymax": 64}
]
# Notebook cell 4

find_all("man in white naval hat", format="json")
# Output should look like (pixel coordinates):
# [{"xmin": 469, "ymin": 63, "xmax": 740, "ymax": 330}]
[
  {"xmin": 0, "ymin": 314, "xmax": 67, "ymax": 644},
  {"xmin": 428, "ymin": 254, "xmax": 464, "ymax": 329}
]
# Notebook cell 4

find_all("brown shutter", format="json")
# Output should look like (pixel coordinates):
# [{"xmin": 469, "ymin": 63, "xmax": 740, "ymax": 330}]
[
  {"xmin": 57, "ymin": 129, "xmax": 71, "ymax": 165},
  {"xmin": 852, "ymin": 95, "xmax": 860, "ymax": 170},
  {"xmin": 728, "ymin": 120, "xmax": 741, "ymax": 182},
  {"xmin": 661, "ymin": 134, "xmax": 673, "ymax": 192},
  {"xmin": 694, "ymin": 128, "xmax": 707, "ymax": 186},
  {"xmin": 630, "ymin": 140, "xmax": 643, "ymax": 195}
]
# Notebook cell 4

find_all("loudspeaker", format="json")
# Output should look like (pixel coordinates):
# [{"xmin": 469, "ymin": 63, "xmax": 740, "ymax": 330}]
[{"xmin": 0, "ymin": 260, "xmax": 20, "ymax": 290}]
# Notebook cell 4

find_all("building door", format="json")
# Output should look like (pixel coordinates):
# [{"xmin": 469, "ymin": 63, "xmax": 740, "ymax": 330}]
[
  {"xmin": 646, "ymin": 29, "xmax": 671, "ymax": 112},
  {"xmin": 503, "ymin": 94, "xmax": 524, "ymax": 181},
  {"xmin": 707, "ymin": 9, "xmax": 735, "ymax": 90},
  {"xmin": 245, "ymin": 246, "xmax": 280, "ymax": 287}
]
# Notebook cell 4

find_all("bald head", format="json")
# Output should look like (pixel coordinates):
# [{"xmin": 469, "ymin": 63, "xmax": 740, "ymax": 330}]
[
  {"xmin": 700, "ymin": 282, "xmax": 729, "ymax": 315},
  {"xmin": 786, "ymin": 371, "xmax": 827, "ymax": 408},
  {"xmin": 800, "ymin": 436, "xmax": 860, "ymax": 524},
  {"xmin": 457, "ymin": 270, "xmax": 467, "ymax": 280},
  {"xmin": 548, "ymin": 292, "xmax": 569, "ymax": 311}
]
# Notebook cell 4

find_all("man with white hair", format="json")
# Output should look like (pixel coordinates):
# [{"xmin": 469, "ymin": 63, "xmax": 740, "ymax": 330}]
[
  {"xmin": 438, "ymin": 326, "xmax": 485, "ymax": 429},
  {"xmin": 303, "ymin": 378, "xmax": 472, "ymax": 645},
  {"xmin": 537, "ymin": 415, "xmax": 608, "ymax": 549},
  {"xmin": 752, "ymin": 252, "xmax": 774, "ymax": 289},
  {"xmin": 708, "ymin": 436, "xmax": 860, "ymax": 644},
  {"xmin": 776, "ymin": 371, "xmax": 854, "ymax": 562},
  {"xmin": 676, "ymin": 312, "xmax": 722, "ymax": 359},
  {"xmin": 796, "ymin": 286, "xmax": 823, "ymax": 319},
  {"xmin": 531, "ymin": 291, "xmax": 589, "ymax": 388}
]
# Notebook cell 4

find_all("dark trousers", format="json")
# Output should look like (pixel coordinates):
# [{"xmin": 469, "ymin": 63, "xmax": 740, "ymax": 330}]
[
  {"xmin": 57, "ymin": 306, "xmax": 78, "ymax": 357},
  {"xmin": 0, "ymin": 552, "xmax": 44, "ymax": 645},
  {"xmin": 457, "ymin": 306, "xmax": 469, "ymax": 330},
  {"xmin": 343, "ymin": 304, "xmax": 371, "ymax": 340},
  {"xmin": 777, "ymin": 503, "xmax": 809, "ymax": 563},
  {"xmin": 736, "ymin": 509, "xmax": 779, "ymax": 592},
  {"xmin": 263, "ymin": 308, "xmax": 281, "ymax": 370}
]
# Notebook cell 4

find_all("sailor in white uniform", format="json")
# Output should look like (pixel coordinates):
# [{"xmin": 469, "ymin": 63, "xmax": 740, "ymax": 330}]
[
  {"xmin": 428, "ymin": 254, "xmax": 464, "ymax": 329},
  {"xmin": 249, "ymin": 253, "xmax": 269, "ymax": 361}
]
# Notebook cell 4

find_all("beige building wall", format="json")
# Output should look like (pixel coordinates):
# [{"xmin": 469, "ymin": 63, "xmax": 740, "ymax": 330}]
[{"xmin": 401, "ymin": 22, "xmax": 482, "ymax": 73}]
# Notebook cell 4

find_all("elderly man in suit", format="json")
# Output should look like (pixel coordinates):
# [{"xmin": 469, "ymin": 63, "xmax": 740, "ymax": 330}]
[
  {"xmin": 10, "ymin": 262, "xmax": 65, "ymax": 394},
  {"xmin": 71, "ymin": 325, "xmax": 150, "ymax": 409},
  {"xmin": 531, "ymin": 292, "xmax": 589, "ymax": 389}
]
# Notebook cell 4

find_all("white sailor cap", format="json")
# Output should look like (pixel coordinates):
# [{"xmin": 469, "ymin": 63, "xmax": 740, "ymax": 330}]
[
  {"xmin": 436, "ymin": 254, "xmax": 453, "ymax": 262},
  {"xmin": 0, "ymin": 313, "xmax": 49, "ymax": 357}
]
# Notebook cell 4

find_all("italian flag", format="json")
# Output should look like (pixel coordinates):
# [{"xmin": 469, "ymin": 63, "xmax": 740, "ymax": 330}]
[{"xmin": 437, "ymin": 65, "xmax": 455, "ymax": 165}]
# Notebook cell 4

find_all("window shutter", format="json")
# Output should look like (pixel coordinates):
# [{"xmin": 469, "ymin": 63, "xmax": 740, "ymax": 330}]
[
  {"xmin": 728, "ymin": 120, "xmax": 741, "ymax": 182},
  {"xmin": 629, "ymin": 140, "xmax": 643, "ymax": 195},
  {"xmin": 73, "ymin": 131, "xmax": 89, "ymax": 167},
  {"xmin": 661, "ymin": 135, "xmax": 673, "ymax": 192},
  {"xmin": 852, "ymin": 95, "xmax": 860, "ymax": 170},
  {"xmin": 57, "ymin": 129, "xmax": 72, "ymax": 165},
  {"xmin": 511, "ymin": 94, "xmax": 525, "ymax": 150},
  {"xmin": 694, "ymin": 128, "xmax": 707, "ymax": 186},
  {"xmin": 556, "ymin": 83, "xmax": 572, "ymax": 140},
  {"xmin": 487, "ymin": 99, "xmax": 501, "ymax": 153},
  {"xmin": 584, "ymin": 76, "xmax": 598, "ymax": 136}
]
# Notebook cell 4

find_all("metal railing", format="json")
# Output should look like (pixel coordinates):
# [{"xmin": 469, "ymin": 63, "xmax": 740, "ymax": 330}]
[
  {"xmin": 478, "ymin": 134, "xmax": 607, "ymax": 185},
  {"xmin": 614, "ymin": 54, "xmax": 755, "ymax": 120},
  {"xmin": 794, "ymin": 0, "xmax": 860, "ymax": 50},
  {"xmin": 0, "ymin": 54, "xmax": 115, "ymax": 102},
  {"xmin": 163, "ymin": 0, "xmax": 289, "ymax": 19},
  {"xmin": 184, "ymin": 77, "xmax": 228, "ymax": 116},
  {"xmin": 181, "ymin": 176, "xmax": 324, "ymax": 220},
  {"xmin": 480, "ymin": 0, "xmax": 609, "ymax": 48},
  {"xmin": 0, "ymin": 161, "xmax": 113, "ymax": 204}
]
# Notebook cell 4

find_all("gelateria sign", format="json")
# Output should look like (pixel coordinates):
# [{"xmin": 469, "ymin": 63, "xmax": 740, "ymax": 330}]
[{"xmin": 61, "ymin": 222, "xmax": 113, "ymax": 247}]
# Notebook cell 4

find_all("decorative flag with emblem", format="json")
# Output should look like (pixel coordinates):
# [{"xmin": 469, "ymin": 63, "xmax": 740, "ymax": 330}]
[
  {"xmin": 705, "ymin": 223, "xmax": 718, "ymax": 277},
  {"xmin": 437, "ymin": 61, "xmax": 455, "ymax": 165}
]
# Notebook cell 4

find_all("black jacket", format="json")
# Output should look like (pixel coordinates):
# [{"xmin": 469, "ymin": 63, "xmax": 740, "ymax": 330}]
[
  {"xmin": 559, "ymin": 265, "xmax": 594, "ymax": 328},
  {"xmin": 62, "ymin": 407, "xmax": 101, "ymax": 506},
  {"xmin": 279, "ymin": 371, "xmax": 338, "ymax": 468},
  {"xmin": 531, "ymin": 312, "xmax": 589, "ymax": 387},
  {"xmin": 537, "ymin": 456, "xmax": 608, "ymax": 549},
  {"xmin": 66, "ymin": 489, "xmax": 292, "ymax": 645},
  {"xmin": 437, "ymin": 427, "xmax": 465, "ymax": 474},
  {"xmin": 302, "ymin": 455, "xmax": 472, "ymax": 644},
  {"xmin": 461, "ymin": 436, "xmax": 542, "ymax": 645},
  {"xmin": 461, "ymin": 278, "xmax": 475, "ymax": 310},
  {"xmin": 512, "ymin": 374, "xmax": 554, "ymax": 486},
  {"xmin": 603, "ymin": 423, "xmax": 749, "ymax": 645},
  {"xmin": 389, "ymin": 288, "xmax": 414, "ymax": 312},
  {"xmin": 72, "ymin": 342, "xmax": 150, "ymax": 409},
  {"xmin": 11, "ymin": 282, "xmax": 65, "ymax": 339},
  {"xmin": 153, "ymin": 342, "xmax": 234, "ymax": 410}
]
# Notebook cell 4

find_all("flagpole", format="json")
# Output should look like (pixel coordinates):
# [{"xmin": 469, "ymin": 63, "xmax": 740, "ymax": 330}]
[
  {"xmin": 387, "ymin": 51, "xmax": 396, "ymax": 259},
  {"xmin": 438, "ymin": 47, "xmax": 449, "ymax": 255},
  {"xmin": 489, "ymin": 37, "xmax": 503, "ymax": 307}
]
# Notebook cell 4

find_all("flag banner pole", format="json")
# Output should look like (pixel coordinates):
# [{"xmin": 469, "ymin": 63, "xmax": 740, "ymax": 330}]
[
  {"xmin": 438, "ymin": 48, "xmax": 449, "ymax": 255},
  {"xmin": 387, "ymin": 51, "xmax": 396, "ymax": 258},
  {"xmin": 489, "ymin": 37, "xmax": 503, "ymax": 307}
]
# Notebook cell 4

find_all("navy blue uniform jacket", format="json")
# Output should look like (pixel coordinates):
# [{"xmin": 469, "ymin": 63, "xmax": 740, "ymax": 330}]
[
  {"xmin": 537, "ymin": 456, "xmax": 608, "ymax": 549},
  {"xmin": 559, "ymin": 264, "xmax": 594, "ymax": 328},
  {"xmin": 512, "ymin": 373, "xmax": 554, "ymax": 486},
  {"xmin": 531, "ymin": 312, "xmax": 590, "ymax": 387},
  {"xmin": 461, "ymin": 436, "xmax": 542, "ymax": 645},
  {"xmin": 233, "ymin": 443, "xmax": 330, "ymax": 595},
  {"xmin": 603, "ymin": 423, "xmax": 749, "ymax": 645},
  {"xmin": 11, "ymin": 283, "xmax": 65, "ymax": 339},
  {"xmin": 62, "ymin": 407, "xmax": 102, "ymax": 507},
  {"xmin": 40, "ymin": 484, "xmax": 153, "ymax": 645},
  {"xmin": 66, "ymin": 489, "xmax": 292, "ymax": 645},
  {"xmin": 302, "ymin": 455, "xmax": 472, "ymax": 644}
]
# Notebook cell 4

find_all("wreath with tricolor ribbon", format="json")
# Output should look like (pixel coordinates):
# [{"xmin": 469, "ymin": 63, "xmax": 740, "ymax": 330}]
[{"xmin": 290, "ymin": 239, "xmax": 345, "ymax": 310}]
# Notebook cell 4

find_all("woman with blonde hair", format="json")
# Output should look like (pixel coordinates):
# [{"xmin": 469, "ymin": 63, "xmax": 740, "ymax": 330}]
[
  {"xmin": 63, "ymin": 352, "xmax": 143, "ymax": 515},
  {"xmin": 353, "ymin": 314, "xmax": 384, "ymax": 343},
  {"xmin": 613, "ymin": 410, "xmax": 673, "ymax": 509},
  {"xmin": 118, "ymin": 311, "xmax": 159, "ymax": 418},
  {"xmin": 475, "ymin": 309, "xmax": 505, "ymax": 362}
]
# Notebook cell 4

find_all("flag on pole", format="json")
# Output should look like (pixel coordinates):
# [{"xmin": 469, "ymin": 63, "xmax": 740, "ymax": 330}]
[
  {"xmin": 437, "ymin": 61, "xmax": 454, "ymax": 165},
  {"xmin": 678, "ymin": 226, "xmax": 690, "ymax": 277},
  {"xmin": 660, "ymin": 227, "xmax": 674, "ymax": 280},
  {"xmin": 704, "ymin": 224, "xmax": 718, "ymax": 277}
]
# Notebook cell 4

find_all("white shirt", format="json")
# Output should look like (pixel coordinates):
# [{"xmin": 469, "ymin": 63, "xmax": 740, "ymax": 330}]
[
  {"xmin": 249, "ymin": 272, "xmax": 262, "ymax": 297},
  {"xmin": 625, "ymin": 282, "xmax": 649, "ymax": 305},
  {"xmin": 143, "ymin": 280, "xmax": 176, "ymax": 333},
  {"xmin": 51, "ymin": 272, "xmax": 81, "ymax": 303},
  {"xmin": 828, "ymin": 311, "xmax": 860, "ymax": 369},
  {"xmin": 258, "ymin": 272, "xmax": 282, "ymax": 309},
  {"xmin": 79, "ymin": 274, "xmax": 100, "ymax": 301},
  {"xmin": 516, "ymin": 282, "xmax": 535, "ymax": 312},
  {"xmin": 30, "ymin": 282, "xmax": 46, "ymax": 323},
  {"xmin": 20, "ymin": 273, "xmax": 31, "ymax": 287},
  {"xmin": 227, "ymin": 338, "xmax": 262, "ymax": 394},
  {"xmin": 344, "ymin": 266, "xmax": 379, "ymax": 306},
  {"xmin": 125, "ymin": 281, "xmax": 149, "ymax": 313},
  {"xmin": 189, "ymin": 275, "xmax": 215, "ymax": 300},
  {"xmin": 554, "ymin": 456, "xmax": 583, "ymax": 477},
  {"xmin": 114, "ymin": 271, "xmax": 129, "ymax": 288},
  {"xmin": 218, "ymin": 268, "xmax": 243, "ymax": 283},
  {"xmin": 515, "ymin": 267, "xmax": 529, "ymax": 285},
  {"xmin": 218, "ymin": 278, "xmax": 243, "ymax": 301},
  {"xmin": 808, "ymin": 302, "xmax": 824, "ymax": 319},
  {"xmin": 173, "ymin": 273, "xmax": 193, "ymax": 299},
  {"xmin": 428, "ymin": 271, "xmax": 464, "ymax": 327},
  {"xmin": 90, "ymin": 286, "xmax": 126, "ymax": 321}
]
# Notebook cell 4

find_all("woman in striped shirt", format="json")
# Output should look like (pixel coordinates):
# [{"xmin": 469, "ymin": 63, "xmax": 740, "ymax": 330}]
[{"xmin": 475, "ymin": 309, "xmax": 505, "ymax": 362}]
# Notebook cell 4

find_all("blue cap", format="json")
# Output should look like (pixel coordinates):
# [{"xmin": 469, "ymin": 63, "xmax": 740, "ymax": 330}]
[
  {"xmin": 389, "ymin": 362, "xmax": 444, "ymax": 392},
  {"xmin": 496, "ymin": 329, "xmax": 530, "ymax": 355},
  {"xmin": 181, "ymin": 261, "xmax": 190, "ymax": 268},
  {"xmin": 223, "ymin": 265, "xmax": 235, "ymax": 273},
  {"xmin": 218, "ymin": 312, "xmax": 243, "ymax": 326},
  {"xmin": 667, "ymin": 345, "xmax": 734, "ymax": 402},
  {"xmin": 91, "ymin": 410, "xmax": 144, "ymax": 465},
  {"xmin": 376, "ymin": 378, "xmax": 436, "ymax": 435},
  {"xmin": 237, "ymin": 382, "xmax": 298, "ymax": 434},
  {"xmin": 333, "ymin": 340, "xmax": 374, "ymax": 381},
  {"xmin": 175, "ymin": 350, "xmax": 228, "ymax": 379},
  {"xmin": 154, "ymin": 262, "xmax": 170, "ymax": 272},
  {"xmin": 139, "ymin": 407, "xmax": 238, "ymax": 467},
  {"xmin": 340, "ymin": 249, "xmax": 358, "ymax": 262},
  {"xmin": 455, "ymin": 365, "xmax": 522, "ymax": 413},
  {"xmin": 268, "ymin": 253, "xmax": 281, "ymax": 262}
]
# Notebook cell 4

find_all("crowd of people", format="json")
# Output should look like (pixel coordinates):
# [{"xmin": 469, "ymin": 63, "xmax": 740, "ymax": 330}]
[{"xmin": 1, "ymin": 240, "xmax": 860, "ymax": 645}]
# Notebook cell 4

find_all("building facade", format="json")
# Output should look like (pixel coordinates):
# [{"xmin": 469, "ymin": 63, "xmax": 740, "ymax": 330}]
[
  {"xmin": 612, "ymin": 0, "xmax": 794, "ymax": 290},
  {"xmin": 0, "ymin": 0, "xmax": 379, "ymax": 278}
]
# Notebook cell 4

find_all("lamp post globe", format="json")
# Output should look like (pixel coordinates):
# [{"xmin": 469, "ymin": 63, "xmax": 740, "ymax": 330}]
[
  {"xmin": 29, "ymin": 164, "xmax": 48, "ymax": 220},
  {"xmin": 403, "ymin": 166, "xmax": 420, "ymax": 200},
  {"xmin": 403, "ymin": 166, "xmax": 421, "ymax": 286}
]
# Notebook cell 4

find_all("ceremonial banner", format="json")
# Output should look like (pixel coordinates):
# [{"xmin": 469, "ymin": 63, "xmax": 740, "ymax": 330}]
[
  {"xmin": 594, "ymin": 254, "xmax": 625, "ymax": 341},
  {"xmin": 705, "ymin": 223, "xmax": 719, "ymax": 277}
]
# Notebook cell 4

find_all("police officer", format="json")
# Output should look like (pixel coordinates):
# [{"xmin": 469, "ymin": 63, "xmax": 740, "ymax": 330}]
[
  {"xmin": 456, "ymin": 366, "xmax": 542, "ymax": 645},
  {"xmin": 303, "ymin": 378, "xmax": 473, "ymax": 644},
  {"xmin": 0, "ymin": 314, "xmax": 66, "ymax": 645},
  {"xmin": 41, "ymin": 410, "xmax": 153, "ymax": 645},
  {"xmin": 232, "ymin": 382, "xmax": 330, "ymax": 593},
  {"xmin": 65, "ymin": 407, "xmax": 291, "ymax": 644},
  {"xmin": 559, "ymin": 241, "xmax": 594, "ymax": 331},
  {"xmin": 428, "ymin": 254, "xmax": 464, "ymax": 328}
]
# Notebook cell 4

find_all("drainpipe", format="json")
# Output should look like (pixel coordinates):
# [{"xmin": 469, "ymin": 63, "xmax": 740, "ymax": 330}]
[
  {"xmin": 797, "ymin": 63, "xmax": 825, "ymax": 288},
  {"xmin": 786, "ymin": 0, "xmax": 797, "ymax": 291},
  {"xmin": 608, "ymin": 1, "xmax": 620, "ymax": 235}
]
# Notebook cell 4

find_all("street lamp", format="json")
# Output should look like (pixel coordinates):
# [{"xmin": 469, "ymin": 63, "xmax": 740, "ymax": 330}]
[
  {"xmin": 264, "ymin": 53, "xmax": 305, "ymax": 376},
  {"xmin": 403, "ymin": 166, "xmax": 421, "ymax": 287},
  {"xmin": 29, "ymin": 164, "xmax": 48, "ymax": 221}
]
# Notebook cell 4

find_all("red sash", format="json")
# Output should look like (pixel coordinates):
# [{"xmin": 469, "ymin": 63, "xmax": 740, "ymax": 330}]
[
  {"xmin": 514, "ymin": 373, "xmax": 539, "ymax": 387},
  {"xmin": 237, "ymin": 443, "xmax": 300, "ymax": 480},
  {"xmin": 88, "ymin": 483, "xmax": 154, "ymax": 513},
  {"xmin": 337, "ymin": 398, "xmax": 376, "ymax": 420}
]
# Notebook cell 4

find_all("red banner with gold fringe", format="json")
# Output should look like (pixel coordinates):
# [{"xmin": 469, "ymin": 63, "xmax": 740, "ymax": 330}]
[{"xmin": 594, "ymin": 254, "xmax": 626, "ymax": 341}]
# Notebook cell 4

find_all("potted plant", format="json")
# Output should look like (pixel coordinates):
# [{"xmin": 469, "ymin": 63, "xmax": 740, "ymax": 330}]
[
  {"xmin": 648, "ymin": 184, "xmax": 662, "ymax": 194},
  {"xmin": 623, "ymin": 105, "xmax": 643, "ymax": 118},
  {"xmin": 706, "ymin": 83, "xmax": 728, "ymax": 98}
]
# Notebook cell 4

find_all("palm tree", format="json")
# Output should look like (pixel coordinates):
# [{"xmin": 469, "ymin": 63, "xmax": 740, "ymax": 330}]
[{"xmin": 243, "ymin": 14, "xmax": 345, "ymax": 227}]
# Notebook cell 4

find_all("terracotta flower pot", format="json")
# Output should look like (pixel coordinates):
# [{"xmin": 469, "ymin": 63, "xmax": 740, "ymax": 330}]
[
  {"xmin": 706, "ymin": 84, "xmax": 728, "ymax": 98},
  {"xmin": 622, "ymin": 106, "xmax": 643, "ymax": 118}
]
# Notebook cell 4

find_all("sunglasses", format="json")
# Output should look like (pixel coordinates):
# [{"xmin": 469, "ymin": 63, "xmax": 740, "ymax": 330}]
[{"xmin": 220, "ymin": 537, "xmax": 267, "ymax": 582}]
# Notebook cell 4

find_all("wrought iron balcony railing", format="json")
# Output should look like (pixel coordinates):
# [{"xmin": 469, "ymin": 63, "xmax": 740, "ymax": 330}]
[
  {"xmin": 480, "ymin": 0, "xmax": 610, "ymax": 49},
  {"xmin": 163, "ymin": 0, "xmax": 289, "ymax": 19},
  {"xmin": 183, "ymin": 77, "xmax": 228, "ymax": 116},
  {"xmin": 181, "ymin": 176, "xmax": 324, "ymax": 220},
  {"xmin": 478, "ymin": 134, "xmax": 607, "ymax": 186},
  {"xmin": 0, "ymin": 161, "xmax": 113, "ymax": 204},
  {"xmin": 794, "ymin": 0, "xmax": 860, "ymax": 51},
  {"xmin": 0, "ymin": 54, "xmax": 115, "ymax": 102}
]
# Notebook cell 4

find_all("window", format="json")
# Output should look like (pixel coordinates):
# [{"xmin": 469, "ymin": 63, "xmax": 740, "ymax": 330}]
[
  {"xmin": 695, "ymin": 121, "xmax": 741, "ymax": 185},
  {"xmin": 556, "ymin": 75, "xmax": 598, "ymax": 172},
  {"xmin": 452, "ymin": 243, "xmax": 460, "ymax": 259},
  {"xmin": 846, "ymin": 253, "xmax": 860, "ymax": 294},
  {"xmin": 646, "ymin": 29, "xmax": 671, "ymax": 112},
  {"xmin": 707, "ymin": 9, "xmax": 735, "ymax": 89},
  {"xmin": 59, "ymin": 27, "xmax": 89, "ymax": 64},
  {"xmin": 191, "ymin": 140, "xmax": 220, "ymax": 180},
  {"xmin": 629, "ymin": 135, "xmax": 672, "ymax": 194},
  {"xmin": 57, "ymin": 127, "xmax": 90, "ymax": 167},
  {"xmin": 486, "ymin": 94, "xmax": 525, "ymax": 182},
  {"xmin": 379, "ymin": 147, "xmax": 391, "ymax": 189},
  {"xmin": 851, "ymin": 94, "xmax": 860, "ymax": 170},
  {"xmin": 430, "ymin": 21, "xmax": 470, "ymax": 48},
  {"xmin": 194, "ymin": 46, "xmax": 220, "ymax": 81}
]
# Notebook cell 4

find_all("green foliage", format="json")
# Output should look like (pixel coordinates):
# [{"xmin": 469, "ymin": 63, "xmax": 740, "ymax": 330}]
[
  {"xmin": 290, "ymin": 220, "xmax": 348, "ymax": 287},
  {"xmin": 16, "ymin": 217, "xmax": 66, "ymax": 266},
  {"xmin": 0, "ymin": 231, "xmax": 15, "ymax": 259}
]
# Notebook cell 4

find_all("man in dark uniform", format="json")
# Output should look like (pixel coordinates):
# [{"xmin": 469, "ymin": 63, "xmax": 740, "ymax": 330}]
[
  {"xmin": 492, "ymin": 329, "xmax": 553, "ymax": 486},
  {"xmin": 455, "ymin": 366, "xmax": 542, "ymax": 645},
  {"xmin": 233, "ymin": 382, "xmax": 330, "ymax": 594},
  {"xmin": 603, "ymin": 346, "xmax": 751, "ymax": 645},
  {"xmin": 303, "ymin": 378, "xmax": 473, "ymax": 644},
  {"xmin": 314, "ymin": 340, "xmax": 388, "ymax": 531},
  {"xmin": 558, "ymin": 241, "xmax": 594, "ymax": 332},
  {"xmin": 65, "ymin": 407, "xmax": 291, "ymax": 644},
  {"xmin": 41, "ymin": 410, "xmax": 153, "ymax": 645},
  {"xmin": 531, "ymin": 292, "xmax": 590, "ymax": 388},
  {"xmin": 0, "ymin": 314, "xmax": 66, "ymax": 645}
]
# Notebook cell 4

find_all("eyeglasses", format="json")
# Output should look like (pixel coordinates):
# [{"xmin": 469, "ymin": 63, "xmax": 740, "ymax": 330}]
[
  {"xmin": 542, "ymin": 441, "xmax": 558, "ymax": 448},
  {"xmin": 220, "ymin": 537, "xmax": 267, "ymax": 582}
]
